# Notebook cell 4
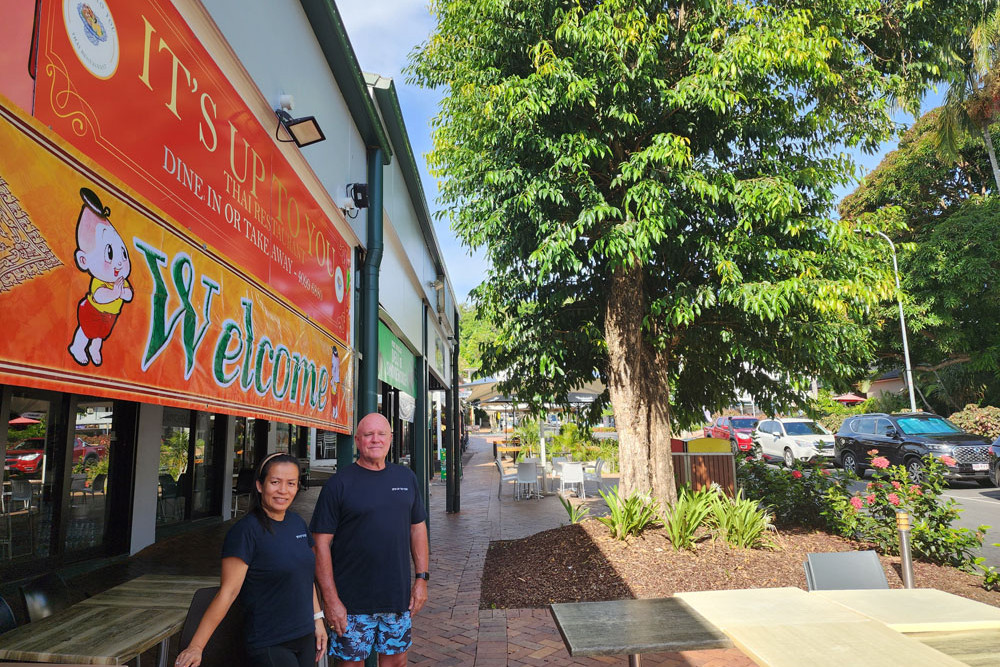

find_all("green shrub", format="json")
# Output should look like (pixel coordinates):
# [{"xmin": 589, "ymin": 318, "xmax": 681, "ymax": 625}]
[
  {"xmin": 597, "ymin": 485, "xmax": 659, "ymax": 541},
  {"xmin": 708, "ymin": 491, "xmax": 775, "ymax": 549},
  {"xmin": 659, "ymin": 486, "xmax": 715, "ymax": 550},
  {"xmin": 737, "ymin": 456, "xmax": 839, "ymax": 528},
  {"xmin": 946, "ymin": 404, "xmax": 1000, "ymax": 441},
  {"xmin": 558, "ymin": 494, "xmax": 590, "ymax": 524}
]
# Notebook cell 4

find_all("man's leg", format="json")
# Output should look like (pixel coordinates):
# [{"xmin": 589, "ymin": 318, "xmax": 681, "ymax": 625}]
[{"xmin": 377, "ymin": 652, "xmax": 407, "ymax": 667}]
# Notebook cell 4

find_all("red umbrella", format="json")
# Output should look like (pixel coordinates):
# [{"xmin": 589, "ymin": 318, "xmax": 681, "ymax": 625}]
[{"xmin": 8, "ymin": 416, "xmax": 40, "ymax": 425}]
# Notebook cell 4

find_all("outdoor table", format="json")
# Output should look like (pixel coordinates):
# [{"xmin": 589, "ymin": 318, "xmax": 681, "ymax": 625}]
[
  {"xmin": 549, "ymin": 597, "xmax": 732, "ymax": 666},
  {"xmin": 0, "ymin": 573, "xmax": 216, "ymax": 666},
  {"xmin": 676, "ymin": 587, "xmax": 972, "ymax": 667},
  {"xmin": 496, "ymin": 445, "xmax": 522, "ymax": 462}
]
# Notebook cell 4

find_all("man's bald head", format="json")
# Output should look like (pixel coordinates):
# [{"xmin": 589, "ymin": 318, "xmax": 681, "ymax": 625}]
[
  {"xmin": 355, "ymin": 412, "xmax": 392, "ymax": 470},
  {"xmin": 358, "ymin": 412, "xmax": 391, "ymax": 433}
]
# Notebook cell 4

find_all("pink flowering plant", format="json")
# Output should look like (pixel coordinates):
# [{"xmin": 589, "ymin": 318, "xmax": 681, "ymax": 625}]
[{"xmin": 822, "ymin": 453, "xmax": 987, "ymax": 569}]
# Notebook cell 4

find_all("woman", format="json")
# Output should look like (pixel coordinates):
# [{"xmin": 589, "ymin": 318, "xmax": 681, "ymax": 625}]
[{"xmin": 176, "ymin": 453, "xmax": 327, "ymax": 667}]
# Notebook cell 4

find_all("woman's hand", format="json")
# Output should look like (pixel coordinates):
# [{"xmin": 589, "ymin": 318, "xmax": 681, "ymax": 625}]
[
  {"xmin": 314, "ymin": 618, "xmax": 329, "ymax": 662},
  {"xmin": 175, "ymin": 645, "xmax": 203, "ymax": 667}
]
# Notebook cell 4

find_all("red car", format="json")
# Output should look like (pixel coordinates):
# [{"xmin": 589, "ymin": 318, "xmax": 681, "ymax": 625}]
[
  {"xmin": 4, "ymin": 437, "xmax": 106, "ymax": 476},
  {"xmin": 704, "ymin": 415, "xmax": 759, "ymax": 453}
]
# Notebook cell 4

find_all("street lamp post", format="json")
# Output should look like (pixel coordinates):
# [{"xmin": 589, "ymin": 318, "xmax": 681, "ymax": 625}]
[{"xmin": 872, "ymin": 231, "xmax": 918, "ymax": 413}]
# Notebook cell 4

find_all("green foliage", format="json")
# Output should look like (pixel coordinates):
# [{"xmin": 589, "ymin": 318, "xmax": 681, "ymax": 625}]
[
  {"xmin": 458, "ymin": 302, "xmax": 499, "ymax": 378},
  {"xmin": 707, "ymin": 491, "xmax": 775, "ymax": 550},
  {"xmin": 737, "ymin": 457, "xmax": 840, "ymax": 529},
  {"xmin": 974, "ymin": 555, "xmax": 1000, "ymax": 592},
  {"xmin": 513, "ymin": 418, "xmax": 541, "ymax": 454},
  {"xmin": 160, "ymin": 430, "xmax": 189, "ymax": 480},
  {"xmin": 659, "ymin": 486, "xmax": 715, "ymax": 551},
  {"xmin": 596, "ymin": 485, "xmax": 658, "ymax": 541},
  {"xmin": 558, "ymin": 494, "xmax": 590, "ymax": 525},
  {"xmin": 823, "ymin": 455, "xmax": 986, "ymax": 569},
  {"xmin": 946, "ymin": 404, "xmax": 1000, "ymax": 440},
  {"xmin": 841, "ymin": 105, "xmax": 1000, "ymax": 411},
  {"xmin": 6, "ymin": 423, "xmax": 46, "ymax": 443}
]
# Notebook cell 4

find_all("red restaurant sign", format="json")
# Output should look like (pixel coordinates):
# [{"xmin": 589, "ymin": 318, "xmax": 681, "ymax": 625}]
[{"xmin": 33, "ymin": 0, "xmax": 352, "ymax": 342}]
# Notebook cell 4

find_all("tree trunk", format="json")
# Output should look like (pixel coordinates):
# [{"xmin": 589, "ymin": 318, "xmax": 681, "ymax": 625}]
[
  {"xmin": 982, "ymin": 124, "xmax": 1000, "ymax": 193},
  {"xmin": 604, "ymin": 262, "xmax": 677, "ymax": 508}
]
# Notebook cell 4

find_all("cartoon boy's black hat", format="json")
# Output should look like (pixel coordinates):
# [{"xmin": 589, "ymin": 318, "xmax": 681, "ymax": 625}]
[{"xmin": 80, "ymin": 187, "xmax": 111, "ymax": 218}]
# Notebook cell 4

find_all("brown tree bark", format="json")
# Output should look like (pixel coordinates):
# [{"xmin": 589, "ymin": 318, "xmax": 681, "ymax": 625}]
[{"xmin": 604, "ymin": 262, "xmax": 677, "ymax": 508}]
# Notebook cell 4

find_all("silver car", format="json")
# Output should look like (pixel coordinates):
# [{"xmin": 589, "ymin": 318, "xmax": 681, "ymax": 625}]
[{"xmin": 754, "ymin": 418, "xmax": 835, "ymax": 466}]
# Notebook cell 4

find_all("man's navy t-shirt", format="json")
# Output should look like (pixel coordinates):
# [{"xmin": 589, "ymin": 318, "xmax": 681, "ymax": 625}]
[
  {"xmin": 310, "ymin": 463, "xmax": 427, "ymax": 614},
  {"xmin": 223, "ymin": 512, "xmax": 315, "ymax": 649}
]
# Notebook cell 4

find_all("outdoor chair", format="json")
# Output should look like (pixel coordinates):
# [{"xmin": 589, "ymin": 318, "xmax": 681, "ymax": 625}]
[
  {"xmin": 180, "ymin": 587, "xmax": 247, "ymax": 667},
  {"xmin": 583, "ymin": 458, "xmax": 605, "ymax": 492},
  {"xmin": 515, "ymin": 461, "xmax": 540, "ymax": 500},
  {"xmin": 232, "ymin": 469, "xmax": 255, "ymax": 517},
  {"xmin": 803, "ymin": 550, "xmax": 889, "ymax": 591},
  {"xmin": 550, "ymin": 457, "xmax": 568, "ymax": 479},
  {"xmin": 20, "ymin": 573, "xmax": 82, "ymax": 623},
  {"xmin": 0, "ymin": 594, "xmax": 16, "ymax": 635},
  {"xmin": 10, "ymin": 480, "xmax": 34, "ymax": 511},
  {"xmin": 91, "ymin": 473, "xmax": 107, "ymax": 495},
  {"xmin": 494, "ymin": 459, "xmax": 517, "ymax": 499},
  {"xmin": 69, "ymin": 474, "xmax": 92, "ymax": 504},
  {"xmin": 559, "ymin": 462, "xmax": 585, "ymax": 499}
]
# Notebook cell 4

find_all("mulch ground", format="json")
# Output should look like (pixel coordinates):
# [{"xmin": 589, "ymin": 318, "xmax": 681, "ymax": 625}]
[{"xmin": 481, "ymin": 519, "xmax": 1000, "ymax": 608}]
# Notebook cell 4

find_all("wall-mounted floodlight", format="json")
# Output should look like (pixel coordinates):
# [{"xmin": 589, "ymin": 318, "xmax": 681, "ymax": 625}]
[{"xmin": 275, "ymin": 109, "xmax": 326, "ymax": 148}]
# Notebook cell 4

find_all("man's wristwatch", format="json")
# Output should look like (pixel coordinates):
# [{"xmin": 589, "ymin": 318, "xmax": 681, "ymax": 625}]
[{"xmin": 414, "ymin": 572, "xmax": 430, "ymax": 581}]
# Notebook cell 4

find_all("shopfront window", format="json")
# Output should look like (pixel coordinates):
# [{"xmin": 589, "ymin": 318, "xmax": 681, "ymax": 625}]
[
  {"xmin": 64, "ymin": 396, "xmax": 115, "ymax": 553},
  {"xmin": 3, "ymin": 388, "xmax": 67, "ymax": 561},
  {"xmin": 275, "ymin": 422, "xmax": 291, "ymax": 454},
  {"xmin": 158, "ymin": 407, "xmax": 190, "ymax": 526},
  {"xmin": 158, "ymin": 408, "xmax": 224, "ymax": 527}
]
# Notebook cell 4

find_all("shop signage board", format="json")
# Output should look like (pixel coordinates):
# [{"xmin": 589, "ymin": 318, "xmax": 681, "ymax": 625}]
[
  {"xmin": 377, "ymin": 322, "xmax": 415, "ymax": 396},
  {"xmin": 0, "ymin": 99, "xmax": 352, "ymax": 431},
  {"xmin": 32, "ymin": 0, "xmax": 352, "ymax": 342}
]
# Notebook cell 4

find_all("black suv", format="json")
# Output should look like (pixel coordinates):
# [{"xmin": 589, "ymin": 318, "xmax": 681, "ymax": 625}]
[{"xmin": 834, "ymin": 412, "xmax": 994, "ymax": 485}]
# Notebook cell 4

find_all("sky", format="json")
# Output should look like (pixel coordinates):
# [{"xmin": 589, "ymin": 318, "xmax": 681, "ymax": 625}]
[{"xmin": 335, "ymin": 1, "xmax": 946, "ymax": 303}]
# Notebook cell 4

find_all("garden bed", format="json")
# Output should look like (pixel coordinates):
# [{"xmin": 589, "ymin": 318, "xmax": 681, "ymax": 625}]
[{"xmin": 480, "ymin": 519, "xmax": 1000, "ymax": 609}]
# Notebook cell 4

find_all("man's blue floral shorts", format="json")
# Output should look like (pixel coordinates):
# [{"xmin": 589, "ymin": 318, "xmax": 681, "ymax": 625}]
[{"xmin": 329, "ymin": 611, "xmax": 411, "ymax": 660}]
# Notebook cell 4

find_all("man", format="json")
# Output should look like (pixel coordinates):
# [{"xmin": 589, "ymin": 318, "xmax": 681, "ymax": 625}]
[{"xmin": 311, "ymin": 413, "xmax": 429, "ymax": 666}]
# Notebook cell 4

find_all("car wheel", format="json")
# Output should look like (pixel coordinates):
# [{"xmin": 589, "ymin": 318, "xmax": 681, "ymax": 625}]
[
  {"xmin": 841, "ymin": 450, "xmax": 860, "ymax": 476},
  {"xmin": 783, "ymin": 448, "xmax": 795, "ymax": 468},
  {"xmin": 730, "ymin": 439, "xmax": 739, "ymax": 455},
  {"xmin": 905, "ymin": 458, "xmax": 924, "ymax": 483}
]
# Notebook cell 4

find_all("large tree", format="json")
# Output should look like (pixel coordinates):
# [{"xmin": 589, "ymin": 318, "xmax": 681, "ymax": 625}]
[
  {"xmin": 842, "ymin": 109, "xmax": 1000, "ymax": 410},
  {"xmin": 411, "ymin": 0, "xmax": 976, "ymax": 505}
]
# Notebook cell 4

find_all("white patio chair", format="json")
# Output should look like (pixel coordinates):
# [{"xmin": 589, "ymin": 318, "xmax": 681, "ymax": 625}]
[
  {"xmin": 551, "ymin": 457, "xmax": 568, "ymax": 479},
  {"xmin": 559, "ymin": 462, "xmax": 585, "ymax": 498},
  {"xmin": 494, "ymin": 459, "xmax": 517, "ymax": 499},
  {"xmin": 515, "ymin": 461, "xmax": 539, "ymax": 500},
  {"xmin": 583, "ymin": 458, "xmax": 605, "ymax": 492}
]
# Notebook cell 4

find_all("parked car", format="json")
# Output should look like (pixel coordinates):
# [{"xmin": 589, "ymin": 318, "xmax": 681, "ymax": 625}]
[
  {"xmin": 4, "ymin": 436, "xmax": 106, "ymax": 477},
  {"xmin": 754, "ymin": 418, "xmax": 835, "ymax": 466},
  {"xmin": 834, "ymin": 412, "xmax": 993, "ymax": 485},
  {"xmin": 989, "ymin": 437, "xmax": 1000, "ymax": 487},
  {"xmin": 704, "ymin": 415, "xmax": 759, "ymax": 453}
]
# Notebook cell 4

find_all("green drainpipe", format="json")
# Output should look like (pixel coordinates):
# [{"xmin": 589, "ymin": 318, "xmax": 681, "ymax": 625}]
[{"xmin": 359, "ymin": 147, "xmax": 384, "ymax": 418}]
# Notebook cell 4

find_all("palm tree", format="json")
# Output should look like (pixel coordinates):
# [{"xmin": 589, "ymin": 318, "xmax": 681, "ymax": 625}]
[{"xmin": 936, "ymin": 3, "xmax": 1000, "ymax": 192}]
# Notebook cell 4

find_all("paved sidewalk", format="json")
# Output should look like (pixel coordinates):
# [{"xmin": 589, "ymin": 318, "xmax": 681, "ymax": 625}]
[{"xmin": 410, "ymin": 434, "xmax": 754, "ymax": 666}]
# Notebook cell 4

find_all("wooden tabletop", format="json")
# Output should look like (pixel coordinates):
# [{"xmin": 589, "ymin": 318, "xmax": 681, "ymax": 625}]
[
  {"xmin": 0, "ymin": 574, "xmax": 216, "ymax": 665},
  {"xmin": 812, "ymin": 588, "xmax": 1000, "ymax": 633},
  {"xmin": 549, "ymin": 597, "xmax": 732, "ymax": 657},
  {"xmin": 676, "ymin": 588, "xmax": 967, "ymax": 667}
]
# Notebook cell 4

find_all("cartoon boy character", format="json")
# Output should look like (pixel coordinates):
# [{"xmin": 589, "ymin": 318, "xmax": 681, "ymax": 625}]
[
  {"xmin": 68, "ymin": 187, "xmax": 132, "ymax": 366},
  {"xmin": 330, "ymin": 347, "xmax": 341, "ymax": 418}
]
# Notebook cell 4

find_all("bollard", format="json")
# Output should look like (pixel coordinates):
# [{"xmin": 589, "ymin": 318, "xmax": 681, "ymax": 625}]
[{"xmin": 896, "ymin": 510, "xmax": 915, "ymax": 589}]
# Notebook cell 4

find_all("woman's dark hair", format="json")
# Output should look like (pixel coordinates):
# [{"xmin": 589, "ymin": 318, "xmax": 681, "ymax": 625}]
[{"xmin": 249, "ymin": 452, "xmax": 300, "ymax": 533}]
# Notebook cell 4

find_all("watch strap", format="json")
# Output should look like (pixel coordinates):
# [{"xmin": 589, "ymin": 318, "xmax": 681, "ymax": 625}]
[{"xmin": 415, "ymin": 572, "xmax": 430, "ymax": 580}]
